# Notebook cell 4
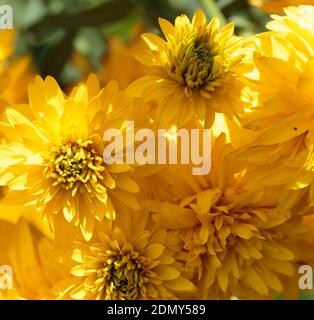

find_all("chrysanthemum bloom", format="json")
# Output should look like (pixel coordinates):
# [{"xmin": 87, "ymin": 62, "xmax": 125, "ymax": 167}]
[
  {"xmin": 145, "ymin": 134, "xmax": 305, "ymax": 298},
  {"xmin": 53, "ymin": 212, "xmax": 195, "ymax": 300},
  {"xmin": 0, "ymin": 75, "xmax": 140, "ymax": 240},
  {"xmin": 0, "ymin": 218, "xmax": 67, "ymax": 299},
  {"xmin": 249, "ymin": 0, "xmax": 314, "ymax": 13},
  {"xmin": 127, "ymin": 9, "xmax": 245, "ymax": 128},
  {"xmin": 234, "ymin": 6, "xmax": 314, "ymax": 211}
]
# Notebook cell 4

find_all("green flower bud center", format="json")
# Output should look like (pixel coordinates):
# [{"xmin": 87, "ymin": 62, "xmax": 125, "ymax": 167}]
[{"xmin": 171, "ymin": 34, "xmax": 216, "ymax": 90}]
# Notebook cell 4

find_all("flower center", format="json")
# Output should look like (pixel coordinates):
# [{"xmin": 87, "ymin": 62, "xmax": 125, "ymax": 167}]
[
  {"xmin": 201, "ymin": 207, "xmax": 260, "ymax": 256},
  {"xmin": 46, "ymin": 140, "xmax": 105, "ymax": 190},
  {"xmin": 102, "ymin": 251, "xmax": 145, "ymax": 300},
  {"xmin": 171, "ymin": 33, "xmax": 217, "ymax": 91}
]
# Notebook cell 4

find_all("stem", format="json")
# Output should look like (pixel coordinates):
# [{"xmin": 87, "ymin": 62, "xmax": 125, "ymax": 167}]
[{"xmin": 198, "ymin": 0, "xmax": 227, "ymax": 25}]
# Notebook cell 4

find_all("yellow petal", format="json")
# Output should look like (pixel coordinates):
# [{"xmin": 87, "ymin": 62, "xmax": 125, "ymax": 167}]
[
  {"xmin": 160, "ymin": 202, "xmax": 198, "ymax": 229},
  {"xmin": 110, "ymin": 188, "xmax": 140, "ymax": 211},
  {"xmin": 217, "ymin": 268, "xmax": 229, "ymax": 292},
  {"xmin": 142, "ymin": 33, "xmax": 166, "ymax": 52},
  {"xmin": 71, "ymin": 265, "xmax": 86, "ymax": 277},
  {"xmin": 70, "ymin": 284, "xmax": 88, "ymax": 299},
  {"xmin": 115, "ymin": 175, "xmax": 139, "ymax": 193},
  {"xmin": 144, "ymin": 244, "xmax": 165, "ymax": 260},
  {"xmin": 244, "ymin": 267, "xmax": 268, "ymax": 296},
  {"xmin": 158, "ymin": 18, "xmax": 175, "ymax": 40},
  {"xmin": 154, "ymin": 265, "xmax": 180, "ymax": 281},
  {"xmin": 259, "ymin": 114, "xmax": 309, "ymax": 145},
  {"xmin": 165, "ymin": 277, "xmax": 196, "ymax": 291},
  {"xmin": 263, "ymin": 257, "xmax": 294, "ymax": 276},
  {"xmin": 231, "ymin": 223, "xmax": 256, "ymax": 239}
]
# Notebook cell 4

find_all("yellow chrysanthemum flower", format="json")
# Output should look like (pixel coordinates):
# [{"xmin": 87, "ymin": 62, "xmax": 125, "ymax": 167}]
[
  {"xmin": 0, "ymin": 218, "xmax": 67, "ymax": 300},
  {"xmin": 127, "ymin": 9, "xmax": 245, "ymax": 128},
  {"xmin": 53, "ymin": 212, "xmax": 195, "ymax": 300},
  {"xmin": 235, "ymin": 6, "xmax": 314, "ymax": 210},
  {"xmin": 249, "ymin": 0, "xmax": 314, "ymax": 13},
  {"xmin": 0, "ymin": 75, "xmax": 140, "ymax": 240},
  {"xmin": 145, "ymin": 134, "xmax": 305, "ymax": 298},
  {"xmin": 236, "ymin": 6, "xmax": 314, "ymax": 200}
]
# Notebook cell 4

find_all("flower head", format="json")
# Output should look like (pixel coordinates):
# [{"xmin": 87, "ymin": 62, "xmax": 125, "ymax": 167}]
[
  {"xmin": 54, "ymin": 213, "xmax": 195, "ymax": 300},
  {"xmin": 235, "ymin": 6, "xmax": 314, "ymax": 210},
  {"xmin": 0, "ymin": 75, "xmax": 140, "ymax": 240},
  {"xmin": 127, "ymin": 9, "xmax": 245, "ymax": 127},
  {"xmin": 146, "ymin": 134, "xmax": 305, "ymax": 298}
]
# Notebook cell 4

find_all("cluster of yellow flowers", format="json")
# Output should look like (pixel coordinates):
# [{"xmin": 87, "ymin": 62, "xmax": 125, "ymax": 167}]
[{"xmin": 0, "ymin": 5, "xmax": 314, "ymax": 300}]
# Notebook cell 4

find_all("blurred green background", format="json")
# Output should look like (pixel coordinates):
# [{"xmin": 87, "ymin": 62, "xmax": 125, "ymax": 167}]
[{"xmin": 0, "ymin": 0, "xmax": 269, "ymax": 86}]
